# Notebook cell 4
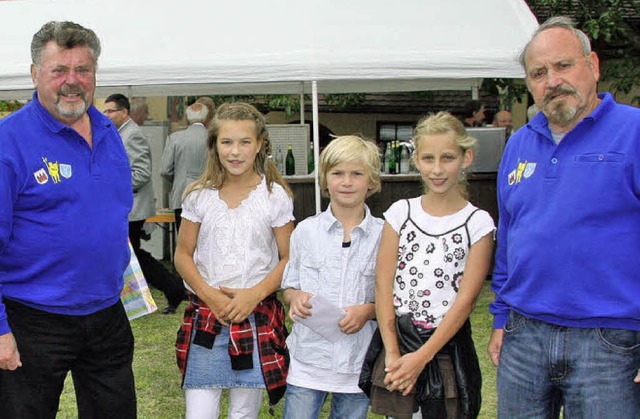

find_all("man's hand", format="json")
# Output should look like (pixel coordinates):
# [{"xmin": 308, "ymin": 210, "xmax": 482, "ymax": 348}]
[
  {"xmin": 488, "ymin": 328, "xmax": 504, "ymax": 367},
  {"xmin": 0, "ymin": 333, "xmax": 22, "ymax": 370}
]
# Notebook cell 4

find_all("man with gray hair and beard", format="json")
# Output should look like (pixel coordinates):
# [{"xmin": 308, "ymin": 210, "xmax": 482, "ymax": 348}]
[
  {"xmin": 0, "ymin": 21, "xmax": 136, "ymax": 417},
  {"xmin": 488, "ymin": 16, "xmax": 640, "ymax": 418}
]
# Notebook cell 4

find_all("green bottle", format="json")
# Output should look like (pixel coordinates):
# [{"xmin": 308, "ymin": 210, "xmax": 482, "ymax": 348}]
[
  {"xmin": 388, "ymin": 141, "xmax": 397, "ymax": 174},
  {"xmin": 307, "ymin": 142, "xmax": 315, "ymax": 174},
  {"xmin": 285, "ymin": 144, "xmax": 295, "ymax": 175}
]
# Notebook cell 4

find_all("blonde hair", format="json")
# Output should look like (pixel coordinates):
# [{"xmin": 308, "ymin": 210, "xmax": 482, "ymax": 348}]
[
  {"xmin": 318, "ymin": 135, "xmax": 381, "ymax": 198},
  {"xmin": 412, "ymin": 111, "xmax": 476, "ymax": 197},
  {"xmin": 183, "ymin": 102, "xmax": 292, "ymax": 199}
]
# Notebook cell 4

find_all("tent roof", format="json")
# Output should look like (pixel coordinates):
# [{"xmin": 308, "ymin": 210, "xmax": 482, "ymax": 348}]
[{"xmin": 0, "ymin": 0, "xmax": 538, "ymax": 100}]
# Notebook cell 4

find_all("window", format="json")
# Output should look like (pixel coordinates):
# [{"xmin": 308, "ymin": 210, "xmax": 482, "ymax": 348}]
[{"xmin": 377, "ymin": 122, "xmax": 415, "ymax": 144}]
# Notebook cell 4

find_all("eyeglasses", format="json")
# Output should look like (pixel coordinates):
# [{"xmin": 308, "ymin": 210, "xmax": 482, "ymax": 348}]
[{"xmin": 103, "ymin": 108, "xmax": 124, "ymax": 114}]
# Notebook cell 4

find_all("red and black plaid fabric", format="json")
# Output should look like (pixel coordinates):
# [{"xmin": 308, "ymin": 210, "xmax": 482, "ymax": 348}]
[{"xmin": 175, "ymin": 292, "xmax": 289, "ymax": 406}]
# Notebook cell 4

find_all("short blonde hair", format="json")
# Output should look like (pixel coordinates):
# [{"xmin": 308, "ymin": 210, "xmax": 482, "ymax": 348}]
[{"xmin": 318, "ymin": 135, "xmax": 381, "ymax": 198}]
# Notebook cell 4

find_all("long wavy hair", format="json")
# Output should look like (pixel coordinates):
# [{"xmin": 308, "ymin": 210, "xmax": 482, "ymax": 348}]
[{"xmin": 183, "ymin": 102, "xmax": 292, "ymax": 200}]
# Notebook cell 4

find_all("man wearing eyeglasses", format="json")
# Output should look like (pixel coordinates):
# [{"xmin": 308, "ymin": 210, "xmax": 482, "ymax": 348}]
[
  {"xmin": 0, "ymin": 22, "xmax": 136, "ymax": 417},
  {"xmin": 104, "ymin": 94, "xmax": 186, "ymax": 315},
  {"xmin": 104, "ymin": 93, "xmax": 156, "ymax": 240}
]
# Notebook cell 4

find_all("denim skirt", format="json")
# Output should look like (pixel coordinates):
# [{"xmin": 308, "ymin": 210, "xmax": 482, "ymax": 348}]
[{"xmin": 183, "ymin": 314, "xmax": 266, "ymax": 389}]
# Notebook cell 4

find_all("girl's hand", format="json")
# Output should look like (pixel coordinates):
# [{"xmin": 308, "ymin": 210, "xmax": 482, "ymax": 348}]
[
  {"xmin": 339, "ymin": 304, "xmax": 374, "ymax": 334},
  {"xmin": 285, "ymin": 289, "xmax": 313, "ymax": 321},
  {"xmin": 198, "ymin": 287, "xmax": 232, "ymax": 326},
  {"xmin": 384, "ymin": 351, "xmax": 430, "ymax": 396},
  {"xmin": 218, "ymin": 286, "xmax": 261, "ymax": 323}
]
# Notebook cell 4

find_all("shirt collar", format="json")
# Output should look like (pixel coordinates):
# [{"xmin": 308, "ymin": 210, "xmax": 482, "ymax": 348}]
[
  {"xmin": 527, "ymin": 92, "xmax": 614, "ymax": 140},
  {"xmin": 119, "ymin": 117, "xmax": 133, "ymax": 132},
  {"xmin": 320, "ymin": 203, "xmax": 374, "ymax": 237}
]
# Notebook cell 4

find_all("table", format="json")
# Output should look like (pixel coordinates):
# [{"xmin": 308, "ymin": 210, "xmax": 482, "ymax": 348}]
[{"xmin": 146, "ymin": 209, "xmax": 176, "ymax": 262}]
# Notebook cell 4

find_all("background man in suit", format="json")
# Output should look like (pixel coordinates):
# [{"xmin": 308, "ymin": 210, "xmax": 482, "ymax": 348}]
[
  {"xmin": 195, "ymin": 96, "xmax": 214, "ymax": 128},
  {"xmin": 161, "ymin": 102, "xmax": 210, "ymax": 231},
  {"xmin": 105, "ymin": 93, "xmax": 186, "ymax": 314},
  {"xmin": 129, "ymin": 98, "xmax": 149, "ymax": 126}
]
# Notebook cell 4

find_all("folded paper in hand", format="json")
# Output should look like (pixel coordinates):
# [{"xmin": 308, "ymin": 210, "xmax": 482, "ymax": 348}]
[{"xmin": 295, "ymin": 294, "xmax": 346, "ymax": 343}]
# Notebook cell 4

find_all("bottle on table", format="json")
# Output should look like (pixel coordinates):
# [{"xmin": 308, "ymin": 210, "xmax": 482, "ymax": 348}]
[
  {"xmin": 383, "ymin": 142, "xmax": 390, "ymax": 174},
  {"xmin": 275, "ymin": 145, "xmax": 284, "ymax": 174},
  {"xmin": 307, "ymin": 142, "xmax": 315, "ymax": 174},
  {"xmin": 286, "ymin": 144, "xmax": 296, "ymax": 175},
  {"xmin": 399, "ymin": 143, "xmax": 410, "ymax": 174},
  {"xmin": 387, "ymin": 141, "xmax": 397, "ymax": 174}
]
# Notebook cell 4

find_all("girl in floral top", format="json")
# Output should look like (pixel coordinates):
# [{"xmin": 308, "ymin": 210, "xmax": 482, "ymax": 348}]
[
  {"xmin": 174, "ymin": 102, "xmax": 294, "ymax": 418},
  {"xmin": 374, "ymin": 112, "xmax": 494, "ymax": 418}
]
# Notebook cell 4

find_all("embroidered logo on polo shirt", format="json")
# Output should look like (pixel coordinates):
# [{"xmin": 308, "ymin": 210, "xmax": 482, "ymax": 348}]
[
  {"xmin": 42, "ymin": 157, "xmax": 61, "ymax": 183},
  {"xmin": 38, "ymin": 156, "xmax": 72, "ymax": 185},
  {"xmin": 59, "ymin": 164, "xmax": 72, "ymax": 179},
  {"xmin": 34, "ymin": 168, "xmax": 49, "ymax": 184},
  {"xmin": 523, "ymin": 163, "xmax": 537, "ymax": 178},
  {"xmin": 507, "ymin": 160, "xmax": 537, "ymax": 185}
]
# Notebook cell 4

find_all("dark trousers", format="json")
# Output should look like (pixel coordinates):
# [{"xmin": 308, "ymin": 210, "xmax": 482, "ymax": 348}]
[
  {"xmin": 0, "ymin": 299, "xmax": 136, "ymax": 419},
  {"xmin": 174, "ymin": 208, "xmax": 182, "ymax": 233},
  {"xmin": 129, "ymin": 221, "xmax": 185, "ymax": 307}
]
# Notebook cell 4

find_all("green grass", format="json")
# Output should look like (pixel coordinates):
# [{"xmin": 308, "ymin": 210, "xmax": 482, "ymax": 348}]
[{"xmin": 57, "ymin": 282, "xmax": 498, "ymax": 418}]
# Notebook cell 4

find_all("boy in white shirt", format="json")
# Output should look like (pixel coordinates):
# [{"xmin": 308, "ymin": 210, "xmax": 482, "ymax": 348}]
[{"xmin": 282, "ymin": 135, "xmax": 383, "ymax": 419}]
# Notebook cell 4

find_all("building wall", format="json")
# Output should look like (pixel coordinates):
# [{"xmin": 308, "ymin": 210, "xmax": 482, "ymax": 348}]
[{"xmin": 267, "ymin": 111, "xmax": 424, "ymax": 141}]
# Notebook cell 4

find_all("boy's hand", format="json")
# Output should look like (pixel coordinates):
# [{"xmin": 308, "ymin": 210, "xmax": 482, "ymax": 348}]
[
  {"xmin": 285, "ymin": 289, "xmax": 314, "ymax": 322},
  {"xmin": 339, "ymin": 303, "xmax": 374, "ymax": 334}
]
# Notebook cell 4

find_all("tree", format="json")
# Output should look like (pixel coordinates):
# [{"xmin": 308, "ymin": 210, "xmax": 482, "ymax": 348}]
[
  {"xmin": 184, "ymin": 93, "xmax": 366, "ymax": 118},
  {"xmin": 0, "ymin": 100, "xmax": 23, "ymax": 113}
]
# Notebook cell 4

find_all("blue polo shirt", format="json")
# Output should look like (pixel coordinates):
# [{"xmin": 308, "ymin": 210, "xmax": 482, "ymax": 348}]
[
  {"xmin": 490, "ymin": 93, "xmax": 640, "ymax": 331},
  {"xmin": 0, "ymin": 93, "xmax": 133, "ymax": 335}
]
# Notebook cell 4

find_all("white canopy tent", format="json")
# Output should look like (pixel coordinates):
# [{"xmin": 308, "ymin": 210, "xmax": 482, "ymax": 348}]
[{"xmin": 0, "ymin": 0, "xmax": 538, "ymax": 210}]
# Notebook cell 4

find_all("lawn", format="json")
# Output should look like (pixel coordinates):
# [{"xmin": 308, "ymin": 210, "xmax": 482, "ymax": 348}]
[{"xmin": 57, "ymin": 282, "xmax": 498, "ymax": 418}]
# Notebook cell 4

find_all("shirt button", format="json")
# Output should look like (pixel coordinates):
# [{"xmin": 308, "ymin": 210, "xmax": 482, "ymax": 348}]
[
  {"xmin": 551, "ymin": 158, "xmax": 558, "ymax": 164},
  {"xmin": 598, "ymin": 154, "xmax": 605, "ymax": 161}
]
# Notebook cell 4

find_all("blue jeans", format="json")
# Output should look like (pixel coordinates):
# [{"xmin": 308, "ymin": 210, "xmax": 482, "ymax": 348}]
[
  {"xmin": 283, "ymin": 384, "xmax": 370, "ymax": 419},
  {"xmin": 497, "ymin": 311, "xmax": 640, "ymax": 419}
]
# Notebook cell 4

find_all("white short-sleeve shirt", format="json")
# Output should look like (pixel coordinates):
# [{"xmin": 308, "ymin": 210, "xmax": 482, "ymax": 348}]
[{"xmin": 181, "ymin": 177, "xmax": 294, "ymax": 291}]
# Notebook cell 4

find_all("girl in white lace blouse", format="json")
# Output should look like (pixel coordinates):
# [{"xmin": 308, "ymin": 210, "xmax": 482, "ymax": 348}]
[{"xmin": 174, "ymin": 103, "xmax": 294, "ymax": 419}]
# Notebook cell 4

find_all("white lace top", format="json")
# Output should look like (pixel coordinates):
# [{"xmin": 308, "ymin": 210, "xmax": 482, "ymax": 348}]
[{"xmin": 181, "ymin": 177, "xmax": 294, "ymax": 292}]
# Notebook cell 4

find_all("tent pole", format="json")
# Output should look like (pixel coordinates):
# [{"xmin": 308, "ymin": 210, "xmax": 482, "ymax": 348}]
[
  {"xmin": 312, "ymin": 81, "xmax": 321, "ymax": 214},
  {"xmin": 299, "ymin": 82, "xmax": 305, "ymax": 124}
]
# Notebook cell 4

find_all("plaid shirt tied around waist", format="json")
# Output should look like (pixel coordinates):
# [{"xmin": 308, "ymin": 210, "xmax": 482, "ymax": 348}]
[{"xmin": 176, "ymin": 292, "xmax": 289, "ymax": 406}]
